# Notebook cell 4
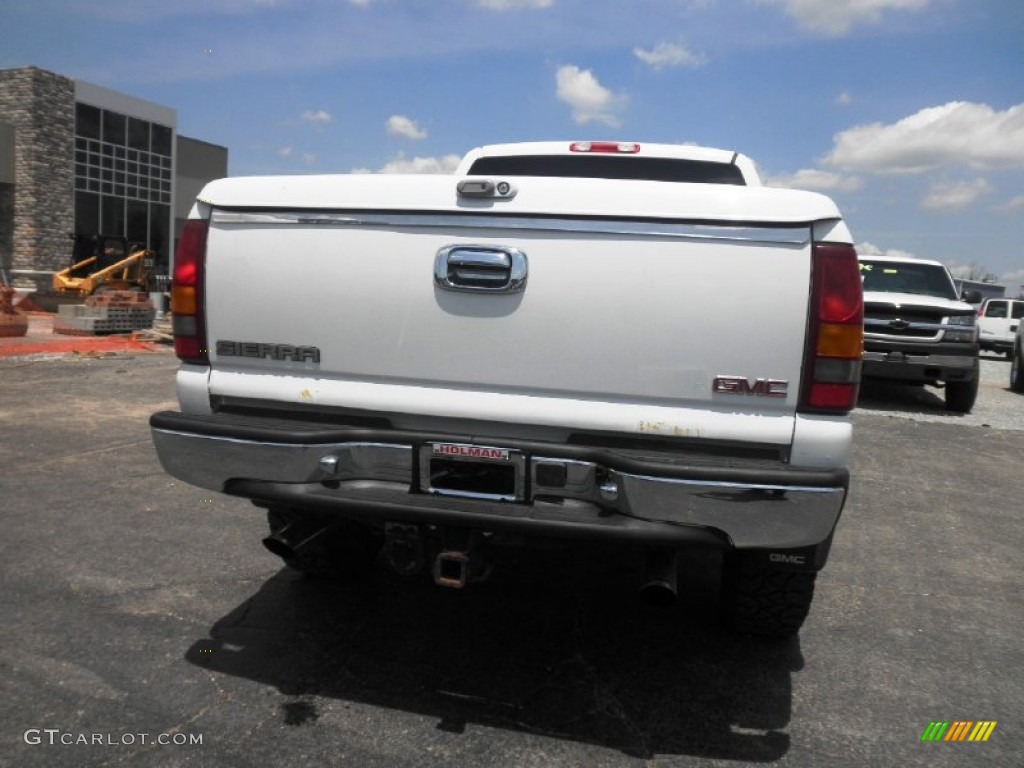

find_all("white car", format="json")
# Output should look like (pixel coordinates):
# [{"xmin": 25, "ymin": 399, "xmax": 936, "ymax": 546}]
[{"xmin": 978, "ymin": 298, "xmax": 1024, "ymax": 357}]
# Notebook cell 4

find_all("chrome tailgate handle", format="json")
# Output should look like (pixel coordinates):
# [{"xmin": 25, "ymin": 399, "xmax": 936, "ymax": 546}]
[{"xmin": 434, "ymin": 246, "xmax": 528, "ymax": 293}]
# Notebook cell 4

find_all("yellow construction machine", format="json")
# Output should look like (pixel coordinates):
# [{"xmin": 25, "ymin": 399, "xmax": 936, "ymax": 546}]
[{"xmin": 52, "ymin": 234, "xmax": 158, "ymax": 296}]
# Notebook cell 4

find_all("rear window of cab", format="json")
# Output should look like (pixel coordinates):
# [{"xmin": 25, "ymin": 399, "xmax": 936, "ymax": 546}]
[{"xmin": 466, "ymin": 155, "xmax": 746, "ymax": 185}]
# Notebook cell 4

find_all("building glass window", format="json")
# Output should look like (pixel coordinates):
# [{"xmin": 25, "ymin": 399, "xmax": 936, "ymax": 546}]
[
  {"xmin": 73, "ymin": 102, "xmax": 175, "ymax": 263},
  {"xmin": 76, "ymin": 104, "xmax": 101, "ymax": 140},
  {"xmin": 128, "ymin": 117, "xmax": 149, "ymax": 151},
  {"xmin": 75, "ymin": 192, "xmax": 100, "ymax": 235},
  {"xmin": 102, "ymin": 110, "xmax": 126, "ymax": 145},
  {"xmin": 127, "ymin": 201, "xmax": 149, "ymax": 246},
  {"xmin": 149, "ymin": 204, "xmax": 170, "ymax": 269},
  {"xmin": 102, "ymin": 196, "xmax": 125, "ymax": 236},
  {"xmin": 151, "ymin": 124, "xmax": 172, "ymax": 157}
]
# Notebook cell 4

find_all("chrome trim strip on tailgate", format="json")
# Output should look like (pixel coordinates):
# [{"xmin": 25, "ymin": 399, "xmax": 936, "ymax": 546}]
[{"xmin": 209, "ymin": 210, "xmax": 810, "ymax": 245}]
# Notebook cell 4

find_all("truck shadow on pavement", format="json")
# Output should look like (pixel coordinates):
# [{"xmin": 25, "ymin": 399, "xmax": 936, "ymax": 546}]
[
  {"xmin": 186, "ymin": 546, "xmax": 803, "ymax": 761},
  {"xmin": 857, "ymin": 378, "xmax": 952, "ymax": 414}
]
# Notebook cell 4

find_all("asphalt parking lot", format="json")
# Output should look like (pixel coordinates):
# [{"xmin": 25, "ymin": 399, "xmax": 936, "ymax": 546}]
[{"xmin": 1, "ymin": 350, "xmax": 1020, "ymax": 767}]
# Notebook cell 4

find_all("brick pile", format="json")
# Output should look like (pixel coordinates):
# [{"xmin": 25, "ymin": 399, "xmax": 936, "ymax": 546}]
[
  {"xmin": 0, "ymin": 287, "xmax": 29, "ymax": 337},
  {"xmin": 53, "ymin": 291, "xmax": 156, "ymax": 336}
]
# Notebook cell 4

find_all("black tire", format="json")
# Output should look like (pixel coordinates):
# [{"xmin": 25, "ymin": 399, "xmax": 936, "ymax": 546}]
[
  {"xmin": 1011, "ymin": 342, "xmax": 1024, "ymax": 393},
  {"xmin": 266, "ymin": 506, "xmax": 383, "ymax": 578},
  {"xmin": 721, "ymin": 554, "xmax": 817, "ymax": 637},
  {"xmin": 944, "ymin": 360, "xmax": 980, "ymax": 413}
]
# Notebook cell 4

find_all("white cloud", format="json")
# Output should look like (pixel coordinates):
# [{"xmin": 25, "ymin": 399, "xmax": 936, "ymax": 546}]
[
  {"xmin": 836, "ymin": 91, "xmax": 853, "ymax": 106},
  {"xmin": 472, "ymin": 0, "xmax": 553, "ymax": 9},
  {"xmin": 765, "ymin": 168, "xmax": 863, "ymax": 192},
  {"xmin": 758, "ymin": 0, "xmax": 932, "ymax": 37},
  {"xmin": 353, "ymin": 154, "xmax": 462, "ymax": 174},
  {"xmin": 386, "ymin": 115, "xmax": 428, "ymax": 140},
  {"xmin": 634, "ymin": 42, "xmax": 707, "ymax": 71},
  {"xmin": 995, "ymin": 195, "xmax": 1024, "ymax": 215},
  {"xmin": 555, "ymin": 65, "xmax": 626, "ymax": 127},
  {"xmin": 856, "ymin": 241, "xmax": 921, "ymax": 260},
  {"xmin": 997, "ymin": 269, "xmax": 1024, "ymax": 294},
  {"xmin": 921, "ymin": 178, "xmax": 993, "ymax": 211},
  {"xmin": 275, "ymin": 146, "xmax": 315, "ymax": 166},
  {"xmin": 824, "ymin": 102, "xmax": 1024, "ymax": 174},
  {"xmin": 301, "ymin": 109, "xmax": 333, "ymax": 125}
]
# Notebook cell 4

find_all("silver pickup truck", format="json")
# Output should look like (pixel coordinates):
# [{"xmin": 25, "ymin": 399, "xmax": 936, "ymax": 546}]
[{"xmin": 151, "ymin": 141, "xmax": 864, "ymax": 636}]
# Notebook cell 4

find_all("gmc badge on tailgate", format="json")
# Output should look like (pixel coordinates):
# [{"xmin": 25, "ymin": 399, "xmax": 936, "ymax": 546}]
[{"xmin": 712, "ymin": 376, "xmax": 788, "ymax": 398}]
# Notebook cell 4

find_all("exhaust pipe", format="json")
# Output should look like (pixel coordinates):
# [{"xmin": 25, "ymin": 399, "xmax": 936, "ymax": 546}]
[
  {"xmin": 262, "ymin": 531, "xmax": 297, "ymax": 561},
  {"xmin": 261, "ymin": 523, "xmax": 334, "ymax": 563},
  {"xmin": 639, "ymin": 550, "xmax": 678, "ymax": 607}
]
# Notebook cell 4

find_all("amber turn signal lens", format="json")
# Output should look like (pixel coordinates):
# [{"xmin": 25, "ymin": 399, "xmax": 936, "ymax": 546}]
[
  {"xmin": 171, "ymin": 285, "xmax": 197, "ymax": 315},
  {"xmin": 816, "ymin": 323, "xmax": 863, "ymax": 359}
]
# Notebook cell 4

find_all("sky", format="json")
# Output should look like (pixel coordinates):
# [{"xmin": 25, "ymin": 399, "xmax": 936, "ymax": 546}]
[{"xmin": 3, "ymin": 0, "xmax": 1023, "ymax": 291}]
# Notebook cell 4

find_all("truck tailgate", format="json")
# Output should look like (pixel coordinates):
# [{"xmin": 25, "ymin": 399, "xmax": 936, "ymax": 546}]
[{"xmin": 197, "ymin": 176, "xmax": 832, "ymax": 446}]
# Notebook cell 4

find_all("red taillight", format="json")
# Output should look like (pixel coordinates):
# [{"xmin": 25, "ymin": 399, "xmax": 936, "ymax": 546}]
[
  {"xmin": 569, "ymin": 141, "xmax": 640, "ymax": 154},
  {"xmin": 171, "ymin": 218, "xmax": 209, "ymax": 364},
  {"xmin": 801, "ymin": 243, "xmax": 864, "ymax": 413}
]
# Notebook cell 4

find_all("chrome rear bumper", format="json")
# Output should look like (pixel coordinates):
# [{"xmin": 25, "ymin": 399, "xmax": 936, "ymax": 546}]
[{"xmin": 151, "ymin": 411, "xmax": 848, "ymax": 556}]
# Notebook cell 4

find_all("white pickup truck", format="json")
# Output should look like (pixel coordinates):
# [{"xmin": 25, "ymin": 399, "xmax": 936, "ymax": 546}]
[
  {"xmin": 151, "ymin": 141, "xmax": 864, "ymax": 636},
  {"xmin": 859, "ymin": 255, "xmax": 980, "ymax": 412}
]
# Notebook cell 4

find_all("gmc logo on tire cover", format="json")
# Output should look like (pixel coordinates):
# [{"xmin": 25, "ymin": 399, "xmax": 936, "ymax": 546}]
[
  {"xmin": 712, "ymin": 376, "xmax": 788, "ymax": 398},
  {"xmin": 432, "ymin": 444, "xmax": 510, "ymax": 461},
  {"xmin": 770, "ymin": 553, "xmax": 806, "ymax": 565}
]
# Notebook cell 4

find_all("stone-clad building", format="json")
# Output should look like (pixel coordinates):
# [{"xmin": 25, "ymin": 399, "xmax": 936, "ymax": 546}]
[
  {"xmin": 0, "ymin": 66, "xmax": 227, "ymax": 292},
  {"xmin": 0, "ymin": 67, "xmax": 74, "ymax": 290}
]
